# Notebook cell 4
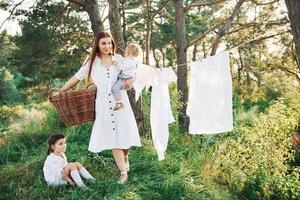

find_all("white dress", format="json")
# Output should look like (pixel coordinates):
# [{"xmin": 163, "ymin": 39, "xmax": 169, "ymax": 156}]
[
  {"xmin": 74, "ymin": 54, "xmax": 141, "ymax": 153},
  {"xmin": 43, "ymin": 153, "xmax": 68, "ymax": 185}
]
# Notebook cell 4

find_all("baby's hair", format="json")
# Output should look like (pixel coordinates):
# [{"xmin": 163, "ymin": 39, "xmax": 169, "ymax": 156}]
[
  {"xmin": 125, "ymin": 43, "xmax": 142, "ymax": 57},
  {"xmin": 47, "ymin": 133, "xmax": 65, "ymax": 155}
]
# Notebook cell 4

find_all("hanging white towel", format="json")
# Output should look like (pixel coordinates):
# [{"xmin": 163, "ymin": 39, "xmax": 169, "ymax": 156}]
[
  {"xmin": 186, "ymin": 51, "xmax": 233, "ymax": 134},
  {"xmin": 150, "ymin": 68, "xmax": 177, "ymax": 160}
]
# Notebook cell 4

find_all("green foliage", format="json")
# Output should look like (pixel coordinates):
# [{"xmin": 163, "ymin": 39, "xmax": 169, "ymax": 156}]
[
  {"xmin": 201, "ymin": 91, "xmax": 300, "ymax": 199},
  {"xmin": 9, "ymin": 1, "xmax": 92, "ymax": 87},
  {"xmin": 0, "ymin": 66, "xmax": 22, "ymax": 105}
]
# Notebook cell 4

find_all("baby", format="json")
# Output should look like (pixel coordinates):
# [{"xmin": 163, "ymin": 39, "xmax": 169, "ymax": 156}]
[
  {"xmin": 43, "ymin": 133, "xmax": 95, "ymax": 190},
  {"xmin": 112, "ymin": 43, "xmax": 141, "ymax": 110}
]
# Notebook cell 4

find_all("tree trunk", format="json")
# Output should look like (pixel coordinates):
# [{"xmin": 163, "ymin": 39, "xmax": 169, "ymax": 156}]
[
  {"xmin": 108, "ymin": 0, "xmax": 125, "ymax": 54},
  {"xmin": 285, "ymin": 0, "xmax": 300, "ymax": 72},
  {"xmin": 145, "ymin": 0, "xmax": 151, "ymax": 65},
  {"xmin": 120, "ymin": 0, "xmax": 127, "ymax": 46},
  {"xmin": 173, "ymin": 0, "xmax": 189, "ymax": 132},
  {"xmin": 153, "ymin": 48, "xmax": 160, "ymax": 67},
  {"xmin": 83, "ymin": 0, "xmax": 104, "ymax": 34},
  {"xmin": 192, "ymin": 43, "xmax": 198, "ymax": 61},
  {"xmin": 108, "ymin": 0, "xmax": 145, "ymax": 135},
  {"xmin": 237, "ymin": 47, "xmax": 243, "ymax": 83},
  {"xmin": 160, "ymin": 48, "xmax": 166, "ymax": 67}
]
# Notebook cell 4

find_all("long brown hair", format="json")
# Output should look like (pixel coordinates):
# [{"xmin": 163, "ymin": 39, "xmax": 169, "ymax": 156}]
[
  {"xmin": 47, "ymin": 133, "xmax": 65, "ymax": 155},
  {"xmin": 86, "ymin": 32, "xmax": 116, "ymax": 82}
]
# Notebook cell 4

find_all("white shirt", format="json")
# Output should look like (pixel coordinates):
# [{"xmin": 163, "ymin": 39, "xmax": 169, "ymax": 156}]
[
  {"xmin": 186, "ymin": 51, "xmax": 233, "ymax": 134},
  {"xmin": 43, "ymin": 153, "xmax": 68, "ymax": 185},
  {"xmin": 150, "ymin": 68, "xmax": 177, "ymax": 160}
]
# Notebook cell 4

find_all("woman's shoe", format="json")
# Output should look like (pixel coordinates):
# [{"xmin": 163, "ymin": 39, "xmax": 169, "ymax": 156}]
[
  {"xmin": 118, "ymin": 170, "xmax": 128, "ymax": 184},
  {"xmin": 125, "ymin": 161, "xmax": 130, "ymax": 172}
]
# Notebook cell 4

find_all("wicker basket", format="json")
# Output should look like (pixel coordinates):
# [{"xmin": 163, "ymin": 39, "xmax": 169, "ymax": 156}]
[{"xmin": 49, "ymin": 84, "xmax": 97, "ymax": 126}]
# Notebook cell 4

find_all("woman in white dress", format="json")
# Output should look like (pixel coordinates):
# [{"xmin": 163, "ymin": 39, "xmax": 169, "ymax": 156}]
[{"xmin": 60, "ymin": 32, "xmax": 141, "ymax": 183}]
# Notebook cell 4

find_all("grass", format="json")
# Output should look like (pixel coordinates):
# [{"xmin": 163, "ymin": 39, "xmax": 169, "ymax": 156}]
[
  {"xmin": 1, "ymin": 90, "xmax": 300, "ymax": 199},
  {"xmin": 0, "ymin": 100, "xmax": 235, "ymax": 200}
]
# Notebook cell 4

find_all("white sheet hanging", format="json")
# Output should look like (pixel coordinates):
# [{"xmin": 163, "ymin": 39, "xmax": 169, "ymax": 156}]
[
  {"xmin": 186, "ymin": 51, "xmax": 233, "ymax": 134},
  {"xmin": 150, "ymin": 68, "xmax": 177, "ymax": 160}
]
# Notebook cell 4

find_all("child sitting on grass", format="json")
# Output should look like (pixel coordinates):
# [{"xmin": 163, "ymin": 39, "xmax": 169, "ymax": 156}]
[{"xmin": 43, "ymin": 133, "xmax": 95, "ymax": 190}]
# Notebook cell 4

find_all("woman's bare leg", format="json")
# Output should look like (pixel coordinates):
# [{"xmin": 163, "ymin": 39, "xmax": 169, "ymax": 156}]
[
  {"xmin": 112, "ymin": 149, "xmax": 126, "ymax": 171},
  {"xmin": 112, "ymin": 148, "xmax": 127, "ymax": 183},
  {"xmin": 123, "ymin": 149, "xmax": 129, "ymax": 162},
  {"xmin": 123, "ymin": 149, "xmax": 129, "ymax": 171}
]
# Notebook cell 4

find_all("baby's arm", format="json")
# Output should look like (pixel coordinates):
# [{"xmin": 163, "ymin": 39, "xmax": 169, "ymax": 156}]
[{"xmin": 113, "ymin": 56, "xmax": 137, "ymax": 71}]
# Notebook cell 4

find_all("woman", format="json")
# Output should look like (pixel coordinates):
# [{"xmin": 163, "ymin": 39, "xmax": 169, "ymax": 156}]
[{"xmin": 60, "ymin": 32, "xmax": 141, "ymax": 183}]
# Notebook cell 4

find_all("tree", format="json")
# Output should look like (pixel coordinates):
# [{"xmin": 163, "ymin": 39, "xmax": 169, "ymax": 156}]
[
  {"xmin": 173, "ymin": 0, "xmax": 188, "ymax": 131},
  {"xmin": 285, "ymin": 0, "xmax": 300, "ymax": 72},
  {"xmin": 9, "ymin": 1, "xmax": 92, "ymax": 86},
  {"xmin": 66, "ymin": 0, "xmax": 104, "ymax": 34}
]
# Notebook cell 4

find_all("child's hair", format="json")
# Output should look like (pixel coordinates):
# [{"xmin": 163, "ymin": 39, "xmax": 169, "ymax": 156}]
[
  {"xmin": 125, "ymin": 43, "xmax": 142, "ymax": 57},
  {"xmin": 292, "ymin": 131, "xmax": 300, "ymax": 151},
  {"xmin": 47, "ymin": 133, "xmax": 66, "ymax": 155}
]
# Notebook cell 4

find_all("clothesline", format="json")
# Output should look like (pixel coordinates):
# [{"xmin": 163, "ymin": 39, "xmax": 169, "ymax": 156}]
[{"xmin": 175, "ymin": 50, "xmax": 233, "ymax": 69}]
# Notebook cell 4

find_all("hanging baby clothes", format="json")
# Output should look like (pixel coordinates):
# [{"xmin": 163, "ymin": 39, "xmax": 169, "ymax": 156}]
[
  {"xmin": 133, "ymin": 63, "xmax": 157, "ymax": 101},
  {"xmin": 186, "ymin": 51, "xmax": 233, "ymax": 134},
  {"xmin": 150, "ymin": 68, "xmax": 177, "ymax": 161}
]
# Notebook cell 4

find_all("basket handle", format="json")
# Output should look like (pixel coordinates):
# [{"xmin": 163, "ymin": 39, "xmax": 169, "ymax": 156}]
[
  {"xmin": 48, "ymin": 88, "xmax": 64, "ymax": 97},
  {"xmin": 85, "ymin": 82, "xmax": 95, "ymax": 89},
  {"xmin": 49, "ymin": 82, "xmax": 95, "ymax": 97}
]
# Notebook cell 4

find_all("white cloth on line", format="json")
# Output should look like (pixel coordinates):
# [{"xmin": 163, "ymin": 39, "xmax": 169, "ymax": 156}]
[
  {"xmin": 150, "ymin": 68, "xmax": 177, "ymax": 161},
  {"xmin": 43, "ymin": 153, "xmax": 68, "ymax": 185},
  {"xmin": 186, "ymin": 51, "xmax": 233, "ymax": 134},
  {"xmin": 133, "ymin": 63, "xmax": 157, "ymax": 101},
  {"xmin": 74, "ymin": 54, "xmax": 141, "ymax": 153}
]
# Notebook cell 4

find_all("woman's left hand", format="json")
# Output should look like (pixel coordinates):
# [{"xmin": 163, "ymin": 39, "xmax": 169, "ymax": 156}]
[{"xmin": 122, "ymin": 78, "xmax": 134, "ymax": 90}]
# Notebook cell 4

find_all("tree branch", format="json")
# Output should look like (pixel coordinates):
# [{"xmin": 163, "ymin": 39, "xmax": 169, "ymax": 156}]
[
  {"xmin": 151, "ymin": 0, "xmax": 171, "ymax": 19},
  {"xmin": 251, "ymin": 0, "xmax": 279, "ymax": 6},
  {"xmin": 187, "ymin": 20, "xmax": 225, "ymax": 47},
  {"xmin": 0, "ymin": 0, "xmax": 25, "ymax": 30},
  {"xmin": 231, "ymin": 17, "xmax": 288, "ymax": 26},
  {"xmin": 66, "ymin": 0, "xmax": 84, "ymax": 7},
  {"xmin": 227, "ymin": 29, "xmax": 291, "ymax": 50},
  {"xmin": 226, "ymin": 18, "xmax": 288, "ymax": 35},
  {"xmin": 184, "ymin": 0, "xmax": 228, "ymax": 12},
  {"xmin": 273, "ymin": 62, "xmax": 300, "ymax": 82},
  {"xmin": 210, "ymin": 0, "xmax": 246, "ymax": 55},
  {"xmin": 52, "ymin": 2, "xmax": 72, "ymax": 34}
]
